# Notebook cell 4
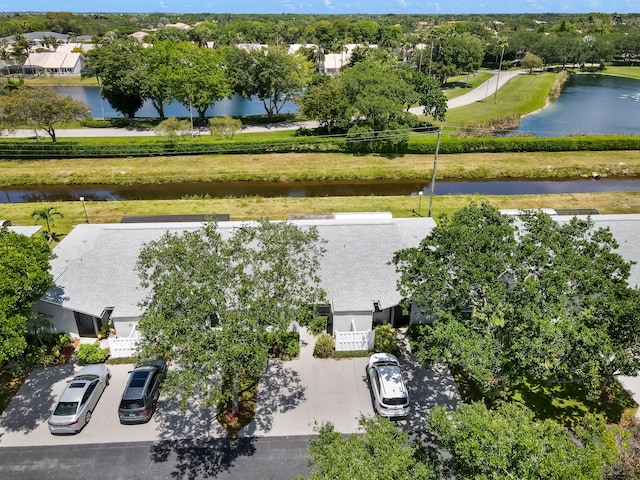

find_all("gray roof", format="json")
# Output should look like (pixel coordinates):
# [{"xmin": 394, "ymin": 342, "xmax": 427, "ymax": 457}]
[
  {"xmin": 42, "ymin": 216, "xmax": 435, "ymax": 319},
  {"xmin": 554, "ymin": 214, "xmax": 640, "ymax": 289},
  {"xmin": 1, "ymin": 221, "xmax": 42, "ymax": 236}
]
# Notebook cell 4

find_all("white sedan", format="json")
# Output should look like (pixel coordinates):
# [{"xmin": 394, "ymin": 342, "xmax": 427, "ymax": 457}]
[{"xmin": 48, "ymin": 364, "xmax": 111, "ymax": 434}]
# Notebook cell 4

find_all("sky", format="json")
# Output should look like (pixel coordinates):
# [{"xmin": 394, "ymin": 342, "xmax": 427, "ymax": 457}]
[{"xmin": 2, "ymin": 0, "xmax": 638, "ymax": 15}]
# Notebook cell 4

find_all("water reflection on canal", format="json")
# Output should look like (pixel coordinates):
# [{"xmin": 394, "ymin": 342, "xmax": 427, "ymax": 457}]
[{"xmin": 3, "ymin": 177, "xmax": 640, "ymax": 204}]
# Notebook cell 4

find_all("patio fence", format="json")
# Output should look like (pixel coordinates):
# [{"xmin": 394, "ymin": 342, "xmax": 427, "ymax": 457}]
[
  {"xmin": 334, "ymin": 321, "xmax": 374, "ymax": 351},
  {"xmin": 108, "ymin": 329, "xmax": 141, "ymax": 358}
]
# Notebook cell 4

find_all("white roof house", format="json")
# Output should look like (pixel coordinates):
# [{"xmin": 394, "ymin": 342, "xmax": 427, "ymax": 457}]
[
  {"xmin": 25, "ymin": 51, "xmax": 84, "ymax": 75},
  {"xmin": 37, "ymin": 215, "xmax": 435, "ymax": 340},
  {"xmin": 56, "ymin": 42, "xmax": 94, "ymax": 54},
  {"xmin": 553, "ymin": 214, "xmax": 640, "ymax": 289}
]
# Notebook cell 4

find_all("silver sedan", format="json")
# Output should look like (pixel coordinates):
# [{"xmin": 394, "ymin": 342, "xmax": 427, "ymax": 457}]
[{"xmin": 48, "ymin": 364, "xmax": 111, "ymax": 434}]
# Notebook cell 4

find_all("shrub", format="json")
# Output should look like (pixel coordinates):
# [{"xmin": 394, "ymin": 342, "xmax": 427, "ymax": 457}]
[
  {"xmin": 309, "ymin": 315, "xmax": 328, "ymax": 336},
  {"xmin": 313, "ymin": 333, "xmax": 335, "ymax": 358},
  {"xmin": 282, "ymin": 333, "xmax": 300, "ymax": 360},
  {"xmin": 208, "ymin": 116, "xmax": 242, "ymax": 138},
  {"xmin": 75, "ymin": 343, "xmax": 109, "ymax": 364},
  {"xmin": 374, "ymin": 324, "xmax": 399, "ymax": 355},
  {"xmin": 266, "ymin": 331, "xmax": 300, "ymax": 360},
  {"xmin": 154, "ymin": 117, "xmax": 191, "ymax": 139}
]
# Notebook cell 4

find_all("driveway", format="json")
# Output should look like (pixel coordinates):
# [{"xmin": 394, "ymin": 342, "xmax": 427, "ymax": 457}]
[{"xmin": 0, "ymin": 328, "xmax": 459, "ymax": 446}]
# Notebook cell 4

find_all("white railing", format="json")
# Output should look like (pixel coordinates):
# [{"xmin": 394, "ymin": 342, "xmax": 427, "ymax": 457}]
[
  {"xmin": 108, "ymin": 329, "xmax": 140, "ymax": 358},
  {"xmin": 334, "ymin": 320, "xmax": 374, "ymax": 351}
]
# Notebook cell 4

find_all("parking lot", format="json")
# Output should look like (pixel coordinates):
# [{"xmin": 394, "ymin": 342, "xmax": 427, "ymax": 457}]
[{"xmin": 0, "ymin": 329, "xmax": 460, "ymax": 447}]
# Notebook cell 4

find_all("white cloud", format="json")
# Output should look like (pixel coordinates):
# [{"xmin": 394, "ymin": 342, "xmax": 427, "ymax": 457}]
[
  {"xmin": 324, "ymin": 0, "xmax": 333, "ymax": 8},
  {"xmin": 397, "ymin": 0, "xmax": 407, "ymax": 7}
]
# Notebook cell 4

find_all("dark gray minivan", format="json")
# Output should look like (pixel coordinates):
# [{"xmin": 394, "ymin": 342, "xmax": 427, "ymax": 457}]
[{"xmin": 118, "ymin": 359, "xmax": 167, "ymax": 424}]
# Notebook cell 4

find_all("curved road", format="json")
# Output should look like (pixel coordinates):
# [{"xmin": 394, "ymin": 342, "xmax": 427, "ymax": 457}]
[{"xmin": 3, "ymin": 70, "xmax": 524, "ymax": 139}]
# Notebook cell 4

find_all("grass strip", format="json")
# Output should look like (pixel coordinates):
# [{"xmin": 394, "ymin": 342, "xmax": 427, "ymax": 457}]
[
  {"xmin": 1, "ymin": 150, "xmax": 639, "ymax": 186},
  {"xmin": 3, "ymin": 192, "xmax": 640, "ymax": 238}
]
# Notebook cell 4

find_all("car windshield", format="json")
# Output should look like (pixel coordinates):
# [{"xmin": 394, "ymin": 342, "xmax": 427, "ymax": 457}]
[
  {"xmin": 120, "ymin": 399, "xmax": 144, "ymax": 410},
  {"xmin": 383, "ymin": 396, "xmax": 408, "ymax": 406},
  {"xmin": 74, "ymin": 374, "xmax": 99, "ymax": 381},
  {"xmin": 54, "ymin": 401, "xmax": 79, "ymax": 416}
]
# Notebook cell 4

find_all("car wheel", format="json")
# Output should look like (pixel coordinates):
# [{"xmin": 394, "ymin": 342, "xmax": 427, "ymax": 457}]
[
  {"xmin": 106, "ymin": 374, "xmax": 110, "ymax": 386},
  {"xmin": 85, "ymin": 410, "xmax": 92, "ymax": 425}
]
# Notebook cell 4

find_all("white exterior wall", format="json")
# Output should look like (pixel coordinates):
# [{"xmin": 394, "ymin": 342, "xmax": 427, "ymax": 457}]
[
  {"xmin": 332, "ymin": 312, "xmax": 372, "ymax": 332},
  {"xmin": 35, "ymin": 301, "xmax": 80, "ymax": 337},
  {"xmin": 112, "ymin": 317, "xmax": 140, "ymax": 338}
]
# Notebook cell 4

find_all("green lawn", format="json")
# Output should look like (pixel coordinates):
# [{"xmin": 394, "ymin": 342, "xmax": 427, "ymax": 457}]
[
  {"xmin": 444, "ymin": 71, "xmax": 494, "ymax": 99},
  {"xmin": 437, "ymin": 72, "xmax": 557, "ymax": 127},
  {"xmin": 507, "ymin": 378, "xmax": 638, "ymax": 427}
]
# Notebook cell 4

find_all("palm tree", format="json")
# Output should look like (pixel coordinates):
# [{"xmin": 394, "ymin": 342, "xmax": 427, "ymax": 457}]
[{"xmin": 32, "ymin": 206, "xmax": 64, "ymax": 240}]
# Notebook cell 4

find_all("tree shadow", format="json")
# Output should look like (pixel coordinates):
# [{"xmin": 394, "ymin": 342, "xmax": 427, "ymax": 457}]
[
  {"xmin": 155, "ymin": 395, "xmax": 227, "ymax": 441},
  {"xmin": 240, "ymin": 359, "xmax": 306, "ymax": 436},
  {"xmin": 393, "ymin": 328, "xmax": 461, "ymax": 434},
  {"xmin": 149, "ymin": 437, "xmax": 257, "ymax": 480},
  {"xmin": 0, "ymin": 364, "xmax": 74, "ymax": 437}
]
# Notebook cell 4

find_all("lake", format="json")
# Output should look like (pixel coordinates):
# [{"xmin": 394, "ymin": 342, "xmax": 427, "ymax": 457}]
[
  {"xmin": 514, "ymin": 74, "xmax": 640, "ymax": 136},
  {"xmin": 54, "ymin": 87, "xmax": 299, "ymax": 118}
]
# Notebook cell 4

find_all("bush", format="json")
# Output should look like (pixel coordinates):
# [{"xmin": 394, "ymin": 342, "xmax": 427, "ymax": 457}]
[
  {"xmin": 281, "ymin": 333, "xmax": 300, "ymax": 360},
  {"xmin": 374, "ymin": 324, "xmax": 399, "ymax": 355},
  {"xmin": 313, "ymin": 333, "xmax": 335, "ymax": 358},
  {"xmin": 154, "ymin": 117, "xmax": 191, "ymax": 139},
  {"xmin": 309, "ymin": 315, "xmax": 328, "ymax": 336},
  {"xmin": 75, "ymin": 343, "xmax": 109, "ymax": 365},
  {"xmin": 208, "ymin": 116, "xmax": 242, "ymax": 138},
  {"xmin": 266, "ymin": 331, "xmax": 300, "ymax": 360}
]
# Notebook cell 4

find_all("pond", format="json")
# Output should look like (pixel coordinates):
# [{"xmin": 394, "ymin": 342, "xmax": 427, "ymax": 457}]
[
  {"xmin": 54, "ymin": 86, "xmax": 299, "ymax": 119},
  {"xmin": 3, "ymin": 177, "xmax": 640, "ymax": 204},
  {"xmin": 514, "ymin": 74, "xmax": 640, "ymax": 136}
]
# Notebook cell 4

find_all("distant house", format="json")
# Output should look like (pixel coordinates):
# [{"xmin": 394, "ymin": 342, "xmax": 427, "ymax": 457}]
[
  {"xmin": 236, "ymin": 43, "xmax": 268, "ymax": 52},
  {"xmin": 24, "ymin": 51, "xmax": 84, "ymax": 75},
  {"xmin": 36, "ymin": 214, "xmax": 435, "ymax": 354},
  {"xmin": 56, "ymin": 42, "xmax": 94, "ymax": 54},
  {"xmin": 128, "ymin": 31, "xmax": 149, "ymax": 42}
]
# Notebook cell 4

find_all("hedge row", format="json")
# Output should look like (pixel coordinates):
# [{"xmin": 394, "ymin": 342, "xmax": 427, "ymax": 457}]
[
  {"xmin": 0, "ymin": 136, "xmax": 338, "ymax": 159},
  {"xmin": 0, "ymin": 135, "xmax": 639, "ymax": 159},
  {"xmin": 407, "ymin": 135, "xmax": 640, "ymax": 154}
]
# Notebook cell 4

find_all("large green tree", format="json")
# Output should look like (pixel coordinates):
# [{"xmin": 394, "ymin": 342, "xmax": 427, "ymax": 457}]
[
  {"xmin": 393, "ymin": 203, "xmax": 640, "ymax": 399},
  {"xmin": 428, "ymin": 402, "xmax": 616, "ymax": 480},
  {"xmin": 167, "ymin": 42, "xmax": 230, "ymax": 124},
  {"xmin": 0, "ymin": 227, "xmax": 54, "ymax": 365},
  {"xmin": 225, "ymin": 45, "xmax": 312, "ymax": 120},
  {"xmin": 136, "ymin": 219, "xmax": 326, "ymax": 415},
  {"xmin": 85, "ymin": 39, "xmax": 146, "ymax": 118},
  {"xmin": 426, "ymin": 32, "xmax": 484, "ymax": 85},
  {"xmin": 304, "ymin": 415, "xmax": 437, "ymax": 480},
  {"xmin": 0, "ymin": 86, "xmax": 89, "ymax": 142}
]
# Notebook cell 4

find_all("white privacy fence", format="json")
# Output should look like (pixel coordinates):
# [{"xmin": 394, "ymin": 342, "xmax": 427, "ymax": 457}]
[
  {"xmin": 108, "ymin": 328, "xmax": 141, "ymax": 358},
  {"xmin": 334, "ymin": 320, "xmax": 374, "ymax": 351}
]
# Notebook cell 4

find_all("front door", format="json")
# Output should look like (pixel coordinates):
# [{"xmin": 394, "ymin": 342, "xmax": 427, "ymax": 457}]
[{"xmin": 74, "ymin": 312, "xmax": 98, "ymax": 337}]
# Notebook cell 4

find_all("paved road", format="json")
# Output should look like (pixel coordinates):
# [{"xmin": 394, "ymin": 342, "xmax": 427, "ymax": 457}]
[
  {"xmin": 0, "ymin": 436, "xmax": 312, "ymax": 480},
  {"xmin": 3, "ymin": 71, "xmax": 523, "ymax": 139}
]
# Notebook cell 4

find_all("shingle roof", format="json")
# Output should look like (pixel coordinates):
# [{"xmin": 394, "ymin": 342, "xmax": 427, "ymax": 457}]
[
  {"xmin": 554, "ymin": 214, "xmax": 640, "ymax": 288},
  {"xmin": 42, "ymin": 217, "xmax": 435, "ymax": 320}
]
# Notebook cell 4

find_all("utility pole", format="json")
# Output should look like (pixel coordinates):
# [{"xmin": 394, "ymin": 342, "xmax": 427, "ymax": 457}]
[
  {"xmin": 428, "ymin": 127, "xmax": 442, "ymax": 218},
  {"xmin": 494, "ymin": 44, "xmax": 505, "ymax": 104}
]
